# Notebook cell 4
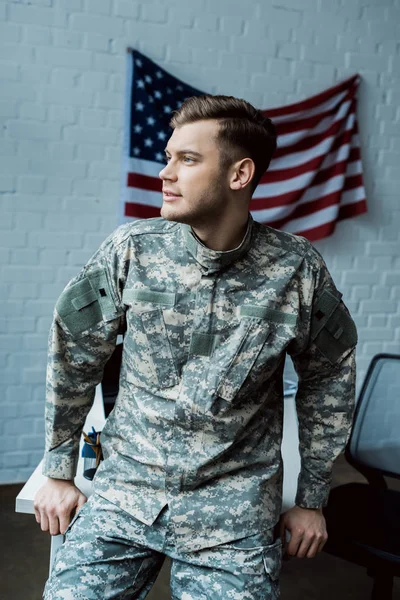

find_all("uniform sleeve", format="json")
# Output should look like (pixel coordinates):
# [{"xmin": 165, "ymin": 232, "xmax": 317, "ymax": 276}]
[
  {"xmin": 42, "ymin": 234, "xmax": 125, "ymax": 480},
  {"xmin": 288, "ymin": 249, "xmax": 358, "ymax": 509}
]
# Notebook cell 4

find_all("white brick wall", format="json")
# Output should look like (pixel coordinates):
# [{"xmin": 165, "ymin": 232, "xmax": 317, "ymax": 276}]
[{"xmin": 1, "ymin": 0, "xmax": 399, "ymax": 483}]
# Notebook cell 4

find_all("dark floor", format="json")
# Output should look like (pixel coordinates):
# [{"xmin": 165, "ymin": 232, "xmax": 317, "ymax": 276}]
[{"xmin": 2, "ymin": 455, "xmax": 399, "ymax": 599}]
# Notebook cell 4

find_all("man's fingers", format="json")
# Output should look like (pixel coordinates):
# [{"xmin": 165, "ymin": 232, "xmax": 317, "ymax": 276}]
[
  {"xmin": 286, "ymin": 530, "xmax": 302, "ymax": 557},
  {"xmin": 39, "ymin": 510, "xmax": 49, "ymax": 533},
  {"xmin": 306, "ymin": 539, "xmax": 321, "ymax": 558},
  {"xmin": 48, "ymin": 514, "xmax": 61, "ymax": 536},
  {"xmin": 77, "ymin": 494, "xmax": 88, "ymax": 510},
  {"xmin": 295, "ymin": 536, "xmax": 313, "ymax": 558},
  {"xmin": 59, "ymin": 512, "xmax": 73, "ymax": 535}
]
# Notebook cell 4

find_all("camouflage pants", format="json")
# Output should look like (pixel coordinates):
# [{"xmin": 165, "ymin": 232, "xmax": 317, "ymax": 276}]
[{"xmin": 43, "ymin": 493, "xmax": 282, "ymax": 599}]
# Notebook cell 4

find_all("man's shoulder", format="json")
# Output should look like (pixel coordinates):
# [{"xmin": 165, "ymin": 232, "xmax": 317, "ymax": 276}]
[
  {"xmin": 108, "ymin": 217, "xmax": 180, "ymax": 248},
  {"xmin": 253, "ymin": 222, "xmax": 318, "ymax": 257}
]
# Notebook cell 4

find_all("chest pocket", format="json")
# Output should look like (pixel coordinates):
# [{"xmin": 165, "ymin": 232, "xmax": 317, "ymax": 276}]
[
  {"xmin": 215, "ymin": 306, "xmax": 297, "ymax": 403},
  {"xmin": 122, "ymin": 288, "xmax": 179, "ymax": 390}
]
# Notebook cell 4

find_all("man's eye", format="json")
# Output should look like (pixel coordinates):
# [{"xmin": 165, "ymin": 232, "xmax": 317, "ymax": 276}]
[
  {"xmin": 183, "ymin": 156, "xmax": 194, "ymax": 163},
  {"xmin": 164, "ymin": 156, "xmax": 171, "ymax": 163}
]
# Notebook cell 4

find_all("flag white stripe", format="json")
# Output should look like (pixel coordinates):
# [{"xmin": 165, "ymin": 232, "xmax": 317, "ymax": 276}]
[
  {"xmin": 270, "ymin": 89, "xmax": 350, "ymax": 124},
  {"xmin": 277, "ymin": 99, "xmax": 353, "ymax": 148}
]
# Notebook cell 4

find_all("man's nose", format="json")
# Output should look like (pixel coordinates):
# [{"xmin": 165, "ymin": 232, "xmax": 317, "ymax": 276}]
[{"xmin": 159, "ymin": 162, "xmax": 177, "ymax": 181}]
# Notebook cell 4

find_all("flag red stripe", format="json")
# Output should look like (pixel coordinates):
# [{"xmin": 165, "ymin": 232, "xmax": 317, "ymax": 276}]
[
  {"xmin": 125, "ymin": 202, "xmax": 161, "ymax": 218},
  {"xmin": 264, "ymin": 75, "xmax": 359, "ymax": 118},
  {"xmin": 275, "ymin": 87, "xmax": 356, "ymax": 135},
  {"xmin": 260, "ymin": 127, "xmax": 355, "ymax": 184},
  {"xmin": 127, "ymin": 172, "xmax": 162, "ymax": 192},
  {"xmin": 339, "ymin": 199, "xmax": 367, "ymax": 220},
  {"xmin": 274, "ymin": 101, "xmax": 356, "ymax": 159}
]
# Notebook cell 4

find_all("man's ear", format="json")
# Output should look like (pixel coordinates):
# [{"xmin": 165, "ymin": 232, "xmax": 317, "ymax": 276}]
[{"xmin": 230, "ymin": 158, "xmax": 255, "ymax": 191}]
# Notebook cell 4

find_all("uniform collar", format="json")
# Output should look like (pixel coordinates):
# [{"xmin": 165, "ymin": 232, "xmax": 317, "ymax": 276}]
[{"xmin": 181, "ymin": 214, "xmax": 254, "ymax": 272}]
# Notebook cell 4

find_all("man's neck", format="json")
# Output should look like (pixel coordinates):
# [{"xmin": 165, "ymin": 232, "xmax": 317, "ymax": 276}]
[{"xmin": 191, "ymin": 214, "xmax": 249, "ymax": 252}]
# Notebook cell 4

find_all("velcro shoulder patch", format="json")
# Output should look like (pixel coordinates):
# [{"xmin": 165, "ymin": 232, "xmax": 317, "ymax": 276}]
[
  {"xmin": 311, "ymin": 288, "xmax": 358, "ymax": 364},
  {"xmin": 56, "ymin": 268, "xmax": 116, "ymax": 337}
]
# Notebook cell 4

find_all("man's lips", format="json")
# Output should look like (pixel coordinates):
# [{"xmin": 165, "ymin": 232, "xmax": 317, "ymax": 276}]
[{"xmin": 162, "ymin": 190, "xmax": 182, "ymax": 200}]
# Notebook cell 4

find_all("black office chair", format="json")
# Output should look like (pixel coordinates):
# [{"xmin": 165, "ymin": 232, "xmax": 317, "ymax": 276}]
[{"xmin": 323, "ymin": 353, "xmax": 400, "ymax": 600}]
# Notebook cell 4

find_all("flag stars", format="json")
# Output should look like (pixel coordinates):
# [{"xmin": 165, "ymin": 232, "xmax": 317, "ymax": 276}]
[
  {"xmin": 163, "ymin": 105, "xmax": 172, "ymax": 113},
  {"xmin": 144, "ymin": 138, "xmax": 153, "ymax": 147},
  {"xmin": 166, "ymin": 87, "xmax": 173, "ymax": 95},
  {"xmin": 145, "ymin": 75, "xmax": 153, "ymax": 83},
  {"xmin": 155, "ymin": 152, "xmax": 164, "ymax": 161},
  {"xmin": 157, "ymin": 131, "xmax": 167, "ymax": 140},
  {"xmin": 154, "ymin": 90, "xmax": 162, "ymax": 99},
  {"xmin": 133, "ymin": 147, "xmax": 140, "ymax": 155},
  {"xmin": 134, "ymin": 124, "xmax": 143, "ymax": 133},
  {"xmin": 156, "ymin": 70, "xmax": 163, "ymax": 79},
  {"xmin": 136, "ymin": 79, "xmax": 145, "ymax": 89},
  {"xmin": 135, "ymin": 58, "xmax": 143, "ymax": 67},
  {"xmin": 147, "ymin": 117, "xmax": 156, "ymax": 126},
  {"xmin": 135, "ymin": 102, "xmax": 144, "ymax": 111}
]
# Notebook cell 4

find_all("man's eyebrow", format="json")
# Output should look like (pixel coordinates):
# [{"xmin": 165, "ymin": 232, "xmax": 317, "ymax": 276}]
[{"xmin": 164, "ymin": 148, "xmax": 203, "ymax": 158}]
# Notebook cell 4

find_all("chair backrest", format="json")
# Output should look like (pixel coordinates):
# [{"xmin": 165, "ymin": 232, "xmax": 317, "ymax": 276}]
[{"xmin": 348, "ymin": 353, "xmax": 400, "ymax": 478}]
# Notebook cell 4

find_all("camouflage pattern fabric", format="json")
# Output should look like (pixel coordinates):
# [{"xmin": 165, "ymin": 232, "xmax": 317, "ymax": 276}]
[
  {"xmin": 44, "ymin": 493, "xmax": 281, "ymax": 599},
  {"xmin": 42, "ymin": 214, "xmax": 357, "ymax": 554}
]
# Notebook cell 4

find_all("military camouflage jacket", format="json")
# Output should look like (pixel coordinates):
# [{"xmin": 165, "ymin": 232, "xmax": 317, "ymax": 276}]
[{"xmin": 42, "ymin": 215, "xmax": 357, "ymax": 551}]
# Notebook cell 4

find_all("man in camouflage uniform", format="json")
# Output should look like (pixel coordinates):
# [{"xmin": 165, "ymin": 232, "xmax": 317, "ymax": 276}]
[{"xmin": 35, "ymin": 95, "xmax": 357, "ymax": 599}]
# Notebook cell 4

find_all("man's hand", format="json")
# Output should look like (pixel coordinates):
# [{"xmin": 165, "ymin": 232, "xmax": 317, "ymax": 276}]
[
  {"xmin": 34, "ymin": 478, "xmax": 87, "ymax": 536},
  {"xmin": 279, "ymin": 505, "xmax": 328, "ymax": 558}
]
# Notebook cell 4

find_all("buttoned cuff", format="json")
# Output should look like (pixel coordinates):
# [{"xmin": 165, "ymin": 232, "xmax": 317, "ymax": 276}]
[
  {"xmin": 295, "ymin": 471, "xmax": 331, "ymax": 509},
  {"xmin": 42, "ymin": 449, "xmax": 78, "ymax": 481}
]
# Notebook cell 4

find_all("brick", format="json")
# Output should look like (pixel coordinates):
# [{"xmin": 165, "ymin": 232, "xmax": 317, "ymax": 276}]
[
  {"xmin": 70, "ymin": 13, "xmax": 124, "ymax": 36},
  {"xmin": 0, "ymin": 61, "xmax": 20, "ymax": 81},
  {"xmin": 10, "ymin": 251, "xmax": 39, "ymax": 268},
  {"xmin": 232, "ymin": 34, "xmax": 276, "ymax": 55},
  {"xmin": 47, "ymin": 142, "xmax": 75, "ymax": 161},
  {"xmin": 81, "ymin": 71, "xmax": 108, "ymax": 91},
  {"xmin": 53, "ymin": 29, "xmax": 84, "ymax": 49},
  {"xmin": 141, "ymin": 3, "xmax": 168, "ymax": 23},
  {"xmin": 2, "ymin": 266, "xmax": 55, "ymax": 283},
  {"xmin": 368, "ymin": 242, "xmax": 400, "ymax": 256},
  {"xmin": 2, "ymin": 302, "xmax": 25, "ymax": 317},
  {"xmin": 64, "ymin": 125, "xmax": 119, "ymax": 145},
  {"xmin": 84, "ymin": 33, "xmax": 109, "ymax": 52},
  {"xmin": 28, "ymin": 231, "xmax": 83, "ymax": 249},
  {"xmin": 344, "ymin": 271, "xmax": 381, "ymax": 285},
  {"xmin": 0, "ymin": 176, "xmax": 15, "ymax": 192},
  {"xmin": 9, "ymin": 4, "xmax": 57, "ymax": 26},
  {"xmin": 38, "ymin": 249, "xmax": 68, "ymax": 266},
  {"xmin": 114, "ymin": 1, "xmax": 140, "ymax": 19},
  {"xmin": 19, "ymin": 102, "xmax": 47, "ymax": 121},
  {"xmin": 76, "ymin": 143, "xmax": 105, "ymax": 161},
  {"xmin": 0, "ymin": 43, "xmax": 34, "ymax": 64},
  {"xmin": 16, "ymin": 176, "xmax": 46, "ymax": 194},
  {"xmin": 87, "ymin": 0, "xmax": 111, "ymax": 14},
  {"xmin": 18, "ymin": 433, "xmax": 45, "ymax": 449},
  {"xmin": 48, "ymin": 104, "xmax": 77, "ymax": 124},
  {"xmin": 220, "ymin": 15, "xmax": 243, "ymax": 35},
  {"xmin": 4, "ymin": 418, "xmax": 34, "ymax": 436},
  {"xmin": 385, "ymin": 273, "xmax": 400, "ymax": 286},
  {"xmin": 72, "ymin": 178, "xmax": 100, "ymax": 196},
  {"xmin": 23, "ymin": 24, "xmax": 52, "ymax": 45},
  {"xmin": 0, "ymin": 232, "xmax": 27, "ymax": 248},
  {"xmin": 0, "ymin": 336, "xmax": 23, "ymax": 352},
  {"xmin": 79, "ymin": 108, "xmax": 107, "ymax": 128},
  {"xmin": 30, "ymin": 158, "xmax": 87, "ymax": 178},
  {"xmin": 51, "ymin": 67, "xmax": 81, "ymax": 88},
  {"xmin": 8, "ymin": 120, "xmax": 61, "ymax": 141},
  {"xmin": 36, "ymin": 46, "xmax": 92, "ymax": 69},
  {"xmin": 23, "ymin": 335, "xmax": 47, "ymax": 351},
  {"xmin": 180, "ymin": 28, "xmax": 230, "ymax": 51},
  {"xmin": 361, "ymin": 300, "xmax": 397, "ymax": 314},
  {"xmin": 23, "ymin": 369, "xmax": 46, "ymax": 384}
]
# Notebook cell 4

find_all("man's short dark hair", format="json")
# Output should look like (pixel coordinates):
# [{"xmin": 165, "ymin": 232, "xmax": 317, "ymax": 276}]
[{"xmin": 170, "ymin": 94, "xmax": 277, "ymax": 194}]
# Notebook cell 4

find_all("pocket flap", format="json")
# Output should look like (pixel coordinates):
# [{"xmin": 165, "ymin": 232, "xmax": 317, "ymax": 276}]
[
  {"xmin": 262, "ymin": 539, "xmax": 282, "ymax": 581},
  {"xmin": 122, "ymin": 288, "xmax": 176, "ymax": 306},
  {"xmin": 72, "ymin": 288, "xmax": 97, "ymax": 310}
]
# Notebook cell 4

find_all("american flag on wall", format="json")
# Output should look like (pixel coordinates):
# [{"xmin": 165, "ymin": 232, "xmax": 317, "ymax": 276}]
[{"xmin": 121, "ymin": 48, "xmax": 367, "ymax": 242}]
